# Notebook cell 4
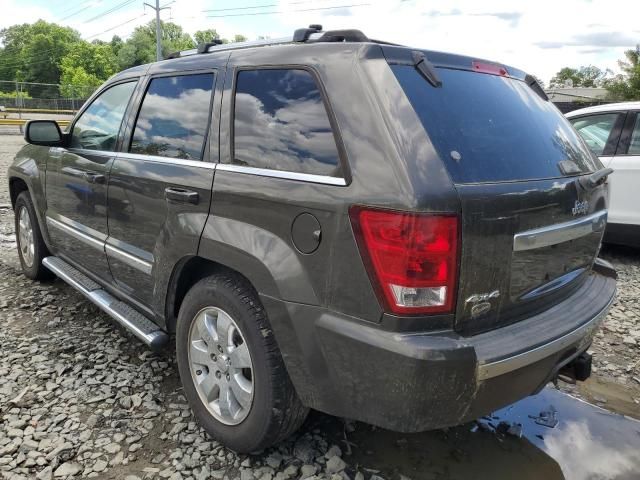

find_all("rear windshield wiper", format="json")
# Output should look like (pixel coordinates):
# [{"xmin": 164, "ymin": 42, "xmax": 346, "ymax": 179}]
[
  {"xmin": 412, "ymin": 51, "xmax": 442, "ymax": 88},
  {"xmin": 524, "ymin": 74, "xmax": 548, "ymax": 101},
  {"xmin": 578, "ymin": 167, "xmax": 614, "ymax": 190}
]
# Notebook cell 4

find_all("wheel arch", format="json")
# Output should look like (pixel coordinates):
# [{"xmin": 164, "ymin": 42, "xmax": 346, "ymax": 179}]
[
  {"xmin": 165, "ymin": 254, "xmax": 272, "ymax": 334},
  {"xmin": 9, "ymin": 176, "xmax": 29, "ymax": 209}
]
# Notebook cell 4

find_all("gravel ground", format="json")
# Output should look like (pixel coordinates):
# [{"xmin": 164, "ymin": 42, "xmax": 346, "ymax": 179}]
[{"xmin": 0, "ymin": 134, "xmax": 639, "ymax": 480}]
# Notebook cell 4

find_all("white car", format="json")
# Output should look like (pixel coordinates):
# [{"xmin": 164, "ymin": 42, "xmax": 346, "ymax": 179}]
[{"xmin": 566, "ymin": 102, "xmax": 640, "ymax": 247}]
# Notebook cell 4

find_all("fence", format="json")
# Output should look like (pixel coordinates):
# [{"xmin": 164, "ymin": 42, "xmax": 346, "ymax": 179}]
[{"xmin": 0, "ymin": 80, "xmax": 96, "ymax": 133}]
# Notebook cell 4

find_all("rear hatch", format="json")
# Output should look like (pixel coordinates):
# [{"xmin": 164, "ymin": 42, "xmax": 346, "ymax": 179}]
[{"xmin": 389, "ymin": 52, "xmax": 608, "ymax": 335}]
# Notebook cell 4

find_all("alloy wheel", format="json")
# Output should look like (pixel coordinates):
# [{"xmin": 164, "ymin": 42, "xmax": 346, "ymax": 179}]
[
  {"xmin": 188, "ymin": 306, "xmax": 254, "ymax": 425},
  {"xmin": 17, "ymin": 206, "xmax": 35, "ymax": 268}
]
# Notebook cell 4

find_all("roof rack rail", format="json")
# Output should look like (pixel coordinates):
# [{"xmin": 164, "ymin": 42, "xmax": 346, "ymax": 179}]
[
  {"xmin": 197, "ymin": 39, "xmax": 224, "ymax": 53},
  {"xmin": 293, "ymin": 24, "xmax": 323, "ymax": 42},
  {"xmin": 314, "ymin": 29, "xmax": 369, "ymax": 43},
  {"xmin": 164, "ymin": 25, "xmax": 374, "ymax": 60}
]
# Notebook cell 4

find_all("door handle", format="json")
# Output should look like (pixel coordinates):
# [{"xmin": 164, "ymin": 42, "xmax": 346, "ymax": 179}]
[
  {"xmin": 84, "ymin": 172, "xmax": 106, "ymax": 184},
  {"xmin": 164, "ymin": 187, "xmax": 199, "ymax": 205}
]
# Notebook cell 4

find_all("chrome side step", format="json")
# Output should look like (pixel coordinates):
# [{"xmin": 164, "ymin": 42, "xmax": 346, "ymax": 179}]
[{"xmin": 42, "ymin": 256, "xmax": 169, "ymax": 351}]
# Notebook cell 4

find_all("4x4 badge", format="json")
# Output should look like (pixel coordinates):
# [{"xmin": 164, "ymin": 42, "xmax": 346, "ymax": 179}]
[
  {"xmin": 465, "ymin": 290, "xmax": 500, "ymax": 318},
  {"xmin": 572, "ymin": 200, "xmax": 589, "ymax": 216}
]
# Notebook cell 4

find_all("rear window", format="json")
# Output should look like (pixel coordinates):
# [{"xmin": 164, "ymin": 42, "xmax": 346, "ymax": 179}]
[{"xmin": 392, "ymin": 66, "xmax": 600, "ymax": 183}]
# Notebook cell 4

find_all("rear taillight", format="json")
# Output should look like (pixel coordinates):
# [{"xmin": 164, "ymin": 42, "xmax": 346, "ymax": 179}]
[{"xmin": 349, "ymin": 206, "xmax": 459, "ymax": 315}]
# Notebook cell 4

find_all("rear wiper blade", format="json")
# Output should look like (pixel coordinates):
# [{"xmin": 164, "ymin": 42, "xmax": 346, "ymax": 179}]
[
  {"xmin": 578, "ymin": 167, "xmax": 614, "ymax": 190},
  {"xmin": 524, "ymin": 74, "xmax": 548, "ymax": 101},
  {"xmin": 412, "ymin": 51, "xmax": 442, "ymax": 88}
]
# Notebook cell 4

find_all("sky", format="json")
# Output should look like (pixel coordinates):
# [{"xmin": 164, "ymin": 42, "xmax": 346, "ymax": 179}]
[{"xmin": 2, "ymin": 0, "xmax": 640, "ymax": 84}]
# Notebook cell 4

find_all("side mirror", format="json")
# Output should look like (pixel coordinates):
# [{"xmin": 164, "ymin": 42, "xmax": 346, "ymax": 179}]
[{"xmin": 24, "ymin": 120, "xmax": 65, "ymax": 147}]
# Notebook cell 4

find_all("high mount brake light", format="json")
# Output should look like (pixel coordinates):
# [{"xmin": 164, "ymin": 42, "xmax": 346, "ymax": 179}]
[
  {"xmin": 472, "ymin": 61, "xmax": 509, "ymax": 77},
  {"xmin": 349, "ymin": 207, "xmax": 460, "ymax": 315}
]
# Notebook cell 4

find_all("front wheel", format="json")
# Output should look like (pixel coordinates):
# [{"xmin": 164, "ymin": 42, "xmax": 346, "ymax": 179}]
[
  {"xmin": 176, "ymin": 272, "xmax": 308, "ymax": 452},
  {"xmin": 14, "ymin": 191, "xmax": 52, "ymax": 280}
]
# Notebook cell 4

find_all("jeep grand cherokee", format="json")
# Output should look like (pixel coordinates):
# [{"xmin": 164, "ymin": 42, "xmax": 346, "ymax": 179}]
[{"xmin": 8, "ymin": 26, "xmax": 616, "ymax": 452}]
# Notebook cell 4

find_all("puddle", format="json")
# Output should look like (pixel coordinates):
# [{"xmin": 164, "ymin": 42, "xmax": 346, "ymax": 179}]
[{"xmin": 316, "ymin": 387, "xmax": 640, "ymax": 480}]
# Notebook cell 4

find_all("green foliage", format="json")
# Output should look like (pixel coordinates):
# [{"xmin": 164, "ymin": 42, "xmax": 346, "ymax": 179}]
[
  {"xmin": 116, "ymin": 20, "xmax": 197, "ymax": 69},
  {"xmin": 549, "ymin": 65, "xmax": 610, "ymax": 88},
  {"xmin": 0, "ymin": 90, "xmax": 31, "ymax": 99},
  {"xmin": 604, "ymin": 45, "xmax": 640, "ymax": 101},
  {"xmin": 0, "ymin": 19, "xmax": 248, "ymax": 91},
  {"xmin": 0, "ymin": 20, "xmax": 82, "ymax": 89},
  {"xmin": 194, "ymin": 29, "xmax": 221, "ymax": 44}
]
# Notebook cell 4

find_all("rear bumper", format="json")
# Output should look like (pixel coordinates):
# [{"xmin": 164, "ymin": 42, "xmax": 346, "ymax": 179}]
[{"xmin": 264, "ymin": 266, "xmax": 616, "ymax": 432}]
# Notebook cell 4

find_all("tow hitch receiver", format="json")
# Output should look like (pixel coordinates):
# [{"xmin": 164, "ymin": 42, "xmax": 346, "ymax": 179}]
[{"xmin": 560, "ymin": 352, "xmax": 593, "ymax": 382}]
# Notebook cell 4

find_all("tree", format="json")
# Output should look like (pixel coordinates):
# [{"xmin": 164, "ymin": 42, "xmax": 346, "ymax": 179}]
[
  {"xmin": 194, "ymin": 29, "xmax": 221, "ymax": 44},
  {"xmin": 110, "ymin": 36, "xmax": 124, "ymax": 57},
  {"xmin": 0, "ymin": 20, "xmax": 81, "ymax": 88},
  {"xmin": 549, "ymin": 65, "xmax": 610, "ymax": 88},
  {"xmin": 117, "ymin": 20, "xmax": 195, "ymax": 69},
  {"xmin": 0, "ymin": 18, "xmax": 248, "ymax": 92},
  {"xmin": 605, "ymin": 45, "xmax": 640, "ymax": 101},
  {"xmin": 60, "ymin": 42, "xmax": 117, "ymax": 96}
]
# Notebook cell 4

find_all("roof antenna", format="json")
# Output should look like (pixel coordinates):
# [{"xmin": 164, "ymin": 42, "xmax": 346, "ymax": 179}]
[{"xmin": 293, "ymin": 24, "xmax": 323, "ymax": 42}]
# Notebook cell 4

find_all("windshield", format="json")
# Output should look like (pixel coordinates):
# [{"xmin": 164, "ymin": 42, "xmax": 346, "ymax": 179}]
[{"xmin": 392, "ymin": 66, "xmax": 601, "ymax": 183}]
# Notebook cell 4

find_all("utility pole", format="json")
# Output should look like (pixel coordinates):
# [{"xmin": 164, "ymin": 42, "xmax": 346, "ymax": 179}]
[{"xmin": 144, "ymin": 0, "xmax": 171, "ymax": 61}]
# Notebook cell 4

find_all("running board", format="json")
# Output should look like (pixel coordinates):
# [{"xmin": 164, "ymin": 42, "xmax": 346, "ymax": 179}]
[{"xmin": 42, "ymin": 256, "xmax": 169, "ymax": 351}]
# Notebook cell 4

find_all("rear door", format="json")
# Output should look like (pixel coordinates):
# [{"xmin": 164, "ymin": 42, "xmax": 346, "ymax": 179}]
[
  {"xmin": 392, "ymin": 64, "xmax": 608, "ymax": 334},
  {"xmin": 106, "ymin": 70, "xmax": 219, "ymax": 311}
]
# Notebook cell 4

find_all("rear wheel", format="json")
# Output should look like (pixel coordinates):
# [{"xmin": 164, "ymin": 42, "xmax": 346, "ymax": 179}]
[
  {"xmin": 14, "ymin": 191, "xmax": 51, "ymax": 280},
  {"xmin": 176, "ymin": 272, "xmax": 308, "ymax": 452}
]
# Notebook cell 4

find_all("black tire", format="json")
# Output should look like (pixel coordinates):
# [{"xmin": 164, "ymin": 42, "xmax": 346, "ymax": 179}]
[
  {"xmin": 14, "ymin": 191, "xmax": 52, "ymax": 280},
  {"xmin": 176, "ymin": 272, "xmax": 308, "ymax": 452}
]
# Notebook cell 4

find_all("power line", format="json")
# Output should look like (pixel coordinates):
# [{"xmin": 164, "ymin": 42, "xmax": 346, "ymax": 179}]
[
  {"xmin": 173, "ymin": 2, "xmax": 369, "ymax": 21},
  {"xmin": 85, "ymin": 12, "xmax": 149, "ymax": 39},
  {"xmin": 204, "ymin": 3, "xmax": 369, "ymax": 18},
  {"xmin": 84, "ymin": 0, "xmax": 137, "ymax": 24},
  {"xmin": 201, "ymin": 0, "xmax": 320, "ymax": 13},
  {"xmin": 58, "ymin": 1, "xmax": 101, "ymax": 22}
]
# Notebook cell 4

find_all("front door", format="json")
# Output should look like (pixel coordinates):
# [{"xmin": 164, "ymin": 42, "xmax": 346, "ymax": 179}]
[
  {"xmin": 106, "ymin": 71, "xmax": 218, "ymax": 311},
  {"xmin": 45, "ymin": 80, "xmax": 138, "ymax": 280}
]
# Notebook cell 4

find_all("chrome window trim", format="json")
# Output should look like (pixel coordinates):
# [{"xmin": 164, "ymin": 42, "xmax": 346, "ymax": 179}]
[
  {"xmin": 513, "ymin": 210, "xmax": 608, "ymax": 252},
  {"xmin": 46, "ymin": 215, "xmax": 105, "ymax": 251},
  {"xmin": 105, "ymin": 243, "xmax": 153, "ymax": 275},
  {"xmin": 116, "ymin": 152, "xmax": 216, "ymax": 169},
  {"xmin": 216, "ymin": 164, "xmax": 347, "ymax": 186}
]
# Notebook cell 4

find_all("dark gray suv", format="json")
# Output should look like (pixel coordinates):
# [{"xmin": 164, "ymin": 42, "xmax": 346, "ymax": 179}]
[{"xmin": 8, "ymin": 26, "xmax": 617, "ymax": 452}]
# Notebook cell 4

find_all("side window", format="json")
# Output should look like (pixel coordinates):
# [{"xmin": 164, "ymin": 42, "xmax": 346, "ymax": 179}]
[
  {"xmin": 628, "ymin": 114, "xmax": 640, "ymax": 155},
  {"xmin": 71, "ymin": 81, "xmax": 137, "ymax": 151},
  {"xmin": 570, "ymin": 113, "xmax": 620, "ymax": 156},
  {"xmin": 233, "ymin": 68, "xmax": 341, "ymax": 177},
  {"xmin": 130, "ymin": 73, "xmax": 214, "ymax": 160}
]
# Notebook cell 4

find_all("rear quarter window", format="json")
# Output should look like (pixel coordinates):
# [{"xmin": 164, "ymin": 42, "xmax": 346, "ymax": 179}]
[
  {"xmin": 232, "ymin": 68, "xmax": 342, "ymax": 177},
  {"xmin": 392, "ymin": 65, "xmax": 600, "ymax": 183}
]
